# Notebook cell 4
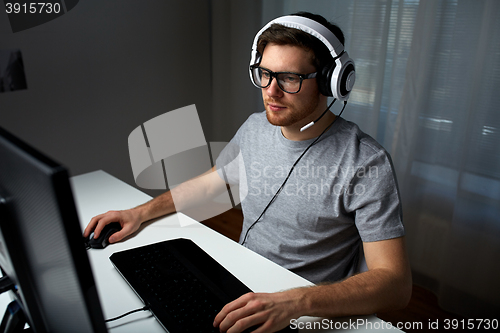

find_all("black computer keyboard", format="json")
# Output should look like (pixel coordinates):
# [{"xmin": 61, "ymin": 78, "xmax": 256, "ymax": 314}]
[{"xmin": 111, "ymin": 238, "xmax": 297, "ymax": 333}]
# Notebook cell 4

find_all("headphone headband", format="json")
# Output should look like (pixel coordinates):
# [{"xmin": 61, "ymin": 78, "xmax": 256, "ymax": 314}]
[{"xmin": 251, "ymin": 16, "xmax": 344, "ymax": 59}]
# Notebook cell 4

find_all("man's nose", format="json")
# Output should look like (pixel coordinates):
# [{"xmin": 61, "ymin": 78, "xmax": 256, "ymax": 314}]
[{"xmin": 265, "ymin": 77, "xmax": 284, "ymax": 97}]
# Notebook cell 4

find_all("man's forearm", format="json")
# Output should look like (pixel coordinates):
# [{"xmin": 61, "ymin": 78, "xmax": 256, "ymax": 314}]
[
  {"xmin": 296, "ymin": 266, "xmax": 412, "ymax": 319},
  {"xmin": 133, "ymin": 190, "xmax": 176, "ymax": 224},
  {"xmin": 131, "ymin": 167, "xmax": 227, "ymax": 224}
]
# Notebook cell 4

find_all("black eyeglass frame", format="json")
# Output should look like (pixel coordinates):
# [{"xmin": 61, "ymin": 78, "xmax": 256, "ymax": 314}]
[{"xmin": 250, "ymin": 65, "xmax": 318, "ymax": 94}]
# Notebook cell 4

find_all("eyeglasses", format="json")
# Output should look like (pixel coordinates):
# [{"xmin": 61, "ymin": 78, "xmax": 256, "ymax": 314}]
[{"xmin": 250, "ymin": 65, "xmax": 317, "ymax": 94}]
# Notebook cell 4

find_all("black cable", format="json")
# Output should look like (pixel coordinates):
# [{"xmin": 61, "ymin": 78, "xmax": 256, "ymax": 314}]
[
  {"xmin": 312, "ymin": 104, "xmax": 333, "ymax": 124},
  {"xmin": 105, "ymin": 305, "xmax": 150, "ymax": 323},
  {"xmin": 241, "ymin": 101, "xmax": 348, "ymax": 245}
]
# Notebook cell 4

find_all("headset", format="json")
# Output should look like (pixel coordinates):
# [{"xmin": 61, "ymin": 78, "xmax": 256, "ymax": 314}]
[{"xmin": 249, "ymin": 15, "xmax": 356, "ymax": 101}]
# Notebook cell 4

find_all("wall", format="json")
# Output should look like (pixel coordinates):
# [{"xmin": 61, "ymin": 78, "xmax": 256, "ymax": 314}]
[{"xmin": 0, "ymin": 0, "xmax": 214, "ymax": 197}]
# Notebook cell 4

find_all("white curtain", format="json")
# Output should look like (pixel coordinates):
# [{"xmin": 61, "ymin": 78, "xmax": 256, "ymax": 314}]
[{"xmin": 261, "ymin": 0, "xmax": 500, "ymax": 318}]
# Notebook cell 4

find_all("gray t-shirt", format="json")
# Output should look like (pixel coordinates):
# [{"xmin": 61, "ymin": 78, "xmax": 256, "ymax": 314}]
[{"xmin": 216, "ymin": 111, "xmax": 404, "ymax": 284}]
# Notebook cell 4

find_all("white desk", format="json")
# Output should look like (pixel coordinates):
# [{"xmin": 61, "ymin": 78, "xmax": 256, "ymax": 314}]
[{"xmin": 70, "ymin": 170, "xmax": 402, "ymax": 333}]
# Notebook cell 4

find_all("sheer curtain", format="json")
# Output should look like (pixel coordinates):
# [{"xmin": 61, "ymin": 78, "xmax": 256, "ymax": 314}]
[{"xmin": 261, "ymin": 0, "xmax": 500, "ymax": 318}]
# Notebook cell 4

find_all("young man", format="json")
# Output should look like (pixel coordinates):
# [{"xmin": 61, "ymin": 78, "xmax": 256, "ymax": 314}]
[{"xmin": 85, "ymin": 12, "xmax": 411, "ymax": 333}]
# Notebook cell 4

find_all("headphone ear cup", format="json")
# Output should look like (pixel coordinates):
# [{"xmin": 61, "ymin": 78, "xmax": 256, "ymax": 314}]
[
  {"xmin": 330, "ymin": 53, "xmax": 355, "ymax": 100},
  {"xmin": 339, "ymin": 63, "xmax": 355, "ymax": 98},
  {"xmin": 249, "ymin": 52, "xmax": 262, "ymax": 87},
  {"xmin": 318, "ymin": 61, "xmax": 336, "ymax": 97}
]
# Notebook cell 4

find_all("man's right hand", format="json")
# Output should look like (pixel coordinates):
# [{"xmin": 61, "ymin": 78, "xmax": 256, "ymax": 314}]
[{"xmin": 83, "ymin": 209, "xmax": 143, "ymax": 244}]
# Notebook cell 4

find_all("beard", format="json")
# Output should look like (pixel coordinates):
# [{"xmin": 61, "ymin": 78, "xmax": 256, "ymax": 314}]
[{"xmin": 264, "ymin": 97, "xmax": 321, "ymax": 127}]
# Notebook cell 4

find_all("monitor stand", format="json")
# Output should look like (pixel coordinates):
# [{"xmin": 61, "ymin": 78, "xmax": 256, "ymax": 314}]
[{"xmin": 0, "ymin": 301, "xmax": 32, "ymax": 333}]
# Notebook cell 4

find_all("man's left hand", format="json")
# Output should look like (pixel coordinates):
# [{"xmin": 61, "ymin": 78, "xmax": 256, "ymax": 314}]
[{"xmin": 213, "ymin": 290, "xmax": 304, "ymax": 333}]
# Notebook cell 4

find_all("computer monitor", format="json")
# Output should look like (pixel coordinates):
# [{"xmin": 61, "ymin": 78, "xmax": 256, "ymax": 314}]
[{"xmin": 0, "ymin": 126, "xmax": 107, "ymax": 333}]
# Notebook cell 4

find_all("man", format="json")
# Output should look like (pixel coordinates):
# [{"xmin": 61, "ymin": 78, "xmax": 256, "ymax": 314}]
[{"xmin": 84, "ymin": 12, "xmax": 411, "ymax": 333}]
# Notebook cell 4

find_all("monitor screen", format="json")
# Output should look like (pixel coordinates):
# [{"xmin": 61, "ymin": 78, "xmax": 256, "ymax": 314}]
[{"xmin": 0, "ymin": 126, "xmax": 107, "ymax": 333}]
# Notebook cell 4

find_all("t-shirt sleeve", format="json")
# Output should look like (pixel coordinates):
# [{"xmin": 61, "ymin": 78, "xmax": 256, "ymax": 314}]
[{"xmin": 343, "ymin": 149, "xmax": 405, "ymax": 242}]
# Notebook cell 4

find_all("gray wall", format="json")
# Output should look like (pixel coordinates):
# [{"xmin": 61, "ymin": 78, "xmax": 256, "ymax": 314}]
[{"xmin": 2, "ymin": 1, "xmax": 260, "ymax": 198}]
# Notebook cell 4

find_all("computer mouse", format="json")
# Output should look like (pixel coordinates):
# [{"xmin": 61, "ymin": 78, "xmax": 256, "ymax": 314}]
[{"xmin": 85, "ymin": 222, "xmax": 121, "ymax": 249}]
